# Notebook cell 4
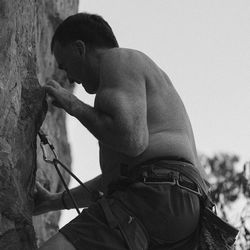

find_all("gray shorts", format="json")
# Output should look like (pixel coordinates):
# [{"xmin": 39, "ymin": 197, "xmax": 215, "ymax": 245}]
[{"xmin": 59, "ymin": 161, "xmax": 201, "ymax": 250}]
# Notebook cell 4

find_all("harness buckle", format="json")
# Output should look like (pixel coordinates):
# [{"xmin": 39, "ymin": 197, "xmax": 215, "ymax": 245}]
[{"xmin": 175, "ymin": 177, "xmax": 202, "ymax": 196}]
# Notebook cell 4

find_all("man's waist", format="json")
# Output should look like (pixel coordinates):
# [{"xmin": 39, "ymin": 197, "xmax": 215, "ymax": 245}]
[{"xmin": 120, "ymin": 157, "xmax": 209, "ymax": 196}]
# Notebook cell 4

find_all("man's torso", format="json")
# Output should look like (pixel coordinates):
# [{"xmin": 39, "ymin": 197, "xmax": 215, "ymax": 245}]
[{"xmin": 94, "ymin": 48, "xmax": 206, "ymax": 188}]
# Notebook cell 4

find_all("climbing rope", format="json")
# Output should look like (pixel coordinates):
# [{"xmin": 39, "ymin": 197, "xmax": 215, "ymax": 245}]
[{"xmin": 37, "ymin": 129, "xmax": 92, "ymax": 215}]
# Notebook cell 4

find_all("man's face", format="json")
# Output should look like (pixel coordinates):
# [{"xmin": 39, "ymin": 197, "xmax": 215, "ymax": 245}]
[
  {"xmin": 53, "ymin": 41, "xmax": 86, "ymax": 85},
  {"xmin": 53, "ymin": 41, "xmax": 98, "ymax": 94}
]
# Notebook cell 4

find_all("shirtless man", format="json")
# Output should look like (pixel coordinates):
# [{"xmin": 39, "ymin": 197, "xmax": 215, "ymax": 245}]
[{"xmin": 35, "ymin": 13, "xmax": 209, "ymax": 250}]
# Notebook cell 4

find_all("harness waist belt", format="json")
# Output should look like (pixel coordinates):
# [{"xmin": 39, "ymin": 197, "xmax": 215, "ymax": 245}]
[{"xmin": 121, "ymin": 159, "xmax": 207, "ymax": 197}]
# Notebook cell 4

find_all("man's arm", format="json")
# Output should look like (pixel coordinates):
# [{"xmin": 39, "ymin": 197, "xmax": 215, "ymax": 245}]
[
  {"xmin": 50, "ymin": 175, "xmax": 103, "ymax": 210},
  {"xmin": 45, "ymin": 51, "xmax": 149, "ymax": 156},
  {"xmin": 73, "ymin": 51, "xmax": 149, "ymax": 156}
]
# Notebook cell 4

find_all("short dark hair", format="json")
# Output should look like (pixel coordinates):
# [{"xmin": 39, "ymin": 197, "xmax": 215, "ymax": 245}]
[{"xmin": 51, "ymin": 12, "xmax": 119, "ymax": 52}]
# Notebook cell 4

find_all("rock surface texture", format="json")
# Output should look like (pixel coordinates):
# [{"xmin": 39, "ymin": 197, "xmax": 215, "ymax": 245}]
[{"xmin": 0, "ymin": 1, "xmax": 79, "ymax": 249}]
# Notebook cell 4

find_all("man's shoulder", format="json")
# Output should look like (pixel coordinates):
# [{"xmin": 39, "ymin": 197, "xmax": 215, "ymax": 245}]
[
  {"xmin": 99, "ymin": 48, "xmax": 148, "ymax": 89},
  {"xmin": 101, "ymin": 48, "xmax": 150, "ymax": 71},
  {"xmin": 103, "ymin": 47, "xmax": 145, "ymax": 58}
]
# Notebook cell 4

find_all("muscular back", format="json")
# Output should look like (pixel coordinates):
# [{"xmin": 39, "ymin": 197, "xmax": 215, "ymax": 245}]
[{"xmin": 94, "ymin": 48, "xmax": 206, "ymax": 186}]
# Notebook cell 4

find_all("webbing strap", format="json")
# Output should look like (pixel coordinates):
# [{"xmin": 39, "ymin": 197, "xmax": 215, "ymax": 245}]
[{"xmin": 98, "ymin": 198, "xmax": 118, "ymax": 229}]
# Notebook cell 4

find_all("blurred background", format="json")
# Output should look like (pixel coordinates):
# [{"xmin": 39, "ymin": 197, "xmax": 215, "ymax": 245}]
[{"xmin": 60, "ymin": 0, "xmax": 250, "ymax": 248}]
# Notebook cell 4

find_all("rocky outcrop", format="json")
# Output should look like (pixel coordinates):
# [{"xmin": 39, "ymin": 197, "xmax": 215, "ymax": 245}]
[{"xmin": 0, "ymin": 0, "xmax": 79, "ymax": 249}]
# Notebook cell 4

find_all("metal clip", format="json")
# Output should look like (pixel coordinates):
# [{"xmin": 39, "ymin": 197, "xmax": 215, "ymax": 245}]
[
  {"xmin": 38, "ymin": 130, "xmax": 58, "ymax": 164},
  {"xmin": 175, "ymin": 177, "xmax": 202, "ymax": 197},
  {"xmin": 142, "ymin": 171, "xmax": 148, "ymax": 183},
  {"xmin": 171, "ymin": 171, "xmax": 179, "ymax": 184}
]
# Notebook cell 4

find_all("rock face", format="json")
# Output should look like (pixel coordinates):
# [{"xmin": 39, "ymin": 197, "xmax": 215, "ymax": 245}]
[{"xmin": 0, "ymin": 1, "xmax": 79, "ymax": 249}]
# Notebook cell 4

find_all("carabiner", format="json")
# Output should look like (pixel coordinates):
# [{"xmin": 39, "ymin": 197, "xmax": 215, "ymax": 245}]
[{"xmin": 38, "ymin": 130, "xmax": 58, "ymax": 164}]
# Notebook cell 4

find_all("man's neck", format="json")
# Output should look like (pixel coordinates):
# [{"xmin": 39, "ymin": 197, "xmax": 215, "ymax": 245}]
[{"xmin": 86, "ymin": 48, "xmax": 109, "ymax": 85}]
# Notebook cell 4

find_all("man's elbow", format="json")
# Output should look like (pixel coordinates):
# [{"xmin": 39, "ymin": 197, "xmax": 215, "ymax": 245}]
[
  {"xmin": 126, "ymin": 134, "xmax": 149, "ymax": 157},
  {"xmin": 130, "ymin": 143, "xmax": 148, "ymax": 157}
]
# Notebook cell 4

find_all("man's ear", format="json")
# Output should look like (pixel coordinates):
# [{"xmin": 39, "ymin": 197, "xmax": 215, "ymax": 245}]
[{"xmin": 74, "ymin": 40, "xmax": 86, "ymax": 57}]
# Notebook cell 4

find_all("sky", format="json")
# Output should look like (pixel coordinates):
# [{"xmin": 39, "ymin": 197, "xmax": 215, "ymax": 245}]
[{"xmin": 60, "ymin": 0, "xmax": 250, "ymax": 227}]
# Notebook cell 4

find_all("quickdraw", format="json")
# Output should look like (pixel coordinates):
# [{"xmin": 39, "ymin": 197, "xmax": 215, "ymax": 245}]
[{"xmin": 37, "ymin": 129, "xmax": 92, "ymax": 215}]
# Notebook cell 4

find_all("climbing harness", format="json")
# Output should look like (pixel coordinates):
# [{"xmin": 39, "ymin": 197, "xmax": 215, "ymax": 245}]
[{"xmin": 37, "ymin": 129, "xmax": 92, "ymax": 215}]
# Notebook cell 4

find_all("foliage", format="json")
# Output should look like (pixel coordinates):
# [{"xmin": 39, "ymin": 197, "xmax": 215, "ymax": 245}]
[{"xmin": 200, "ymin": 153, "xmax": 250, "ymax": 249}]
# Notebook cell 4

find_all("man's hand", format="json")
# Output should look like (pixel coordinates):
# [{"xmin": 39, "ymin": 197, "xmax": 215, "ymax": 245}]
[
  {"xmin": 44, "ymin": 79, "xmax": 77, "ymax": 115},
  {"xmin": 33, "ymin": 181, "xmax": 61, "ymax": 215}
]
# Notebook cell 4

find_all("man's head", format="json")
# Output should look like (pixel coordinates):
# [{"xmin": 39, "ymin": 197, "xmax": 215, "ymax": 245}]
[
  {"xmin": 51, "ymin": 13, "xmax": 118, "ymax": 93},
  {"xmin": 51, "ymin": 12, "xmax": 119, "ymax": 52}
]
